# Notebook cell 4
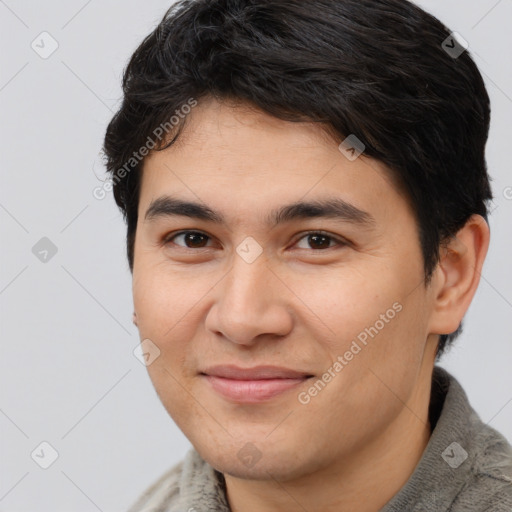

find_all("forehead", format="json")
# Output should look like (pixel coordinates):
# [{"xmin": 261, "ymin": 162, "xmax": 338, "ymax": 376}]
[{"xmin": 138, "ymin": 98, "xmax": 413, "ymax": 226}]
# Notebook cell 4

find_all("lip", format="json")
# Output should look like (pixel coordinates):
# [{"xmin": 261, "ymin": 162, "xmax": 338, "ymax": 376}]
[{"xmin": 200, "ymin": 365, "xmax": 313, "ymax": 403}]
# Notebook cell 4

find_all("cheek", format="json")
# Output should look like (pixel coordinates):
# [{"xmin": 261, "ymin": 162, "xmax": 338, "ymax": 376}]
[
  {"xmin": 317, "ymin": 274, "xmax": 427, "ymax": 387},
  {"xmin": 337, "ymin": 288, "xmax": 430, "ymax": 410},
  {"xmin": 132, "ymin": 262, "xmax": 215, "ymax": 389},
  {"xmin": 132, "ymin": 265, "xmax": 197, "ymax": 414},
  {"xmin": 133, "ymin": 260, "xmax": 204, "ymax": 335},
  {"xmin": 280, "ymin": 262, "xmax": 412, "ymax": 350},
  {"xmin": 144, "ymin": 357, "xmax": 200, "ymax": 441}
]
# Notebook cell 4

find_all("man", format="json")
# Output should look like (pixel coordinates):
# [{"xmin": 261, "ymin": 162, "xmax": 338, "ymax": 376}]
[{"xmin": 103, "ymin": 0, "xmax": 512, "ymax": 510}]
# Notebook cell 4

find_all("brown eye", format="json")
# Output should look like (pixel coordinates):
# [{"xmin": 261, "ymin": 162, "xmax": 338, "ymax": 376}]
[
  {"xmin": 166, "ymin": 231, "xmax": 212, "ymax": 249},
  {"xmin": 295, "ymin": 231, "xmax": 345, "ymax": 250}
]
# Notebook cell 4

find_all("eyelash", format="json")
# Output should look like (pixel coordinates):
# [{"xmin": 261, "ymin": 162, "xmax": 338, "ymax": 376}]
[{"xmin": 162, "ymin": 230, "xmax": 348, "ymax": 252}]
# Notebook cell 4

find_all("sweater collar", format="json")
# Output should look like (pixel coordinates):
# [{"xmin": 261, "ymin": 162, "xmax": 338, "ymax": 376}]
[{"xmin": 380, "ymin": 365, "xmax": 478, "ymax": 511}]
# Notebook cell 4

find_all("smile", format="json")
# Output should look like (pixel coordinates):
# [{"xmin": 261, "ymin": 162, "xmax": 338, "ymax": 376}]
[{"xmin": 200, "ymin": 365, "xmax": 313, "ymax": 403}]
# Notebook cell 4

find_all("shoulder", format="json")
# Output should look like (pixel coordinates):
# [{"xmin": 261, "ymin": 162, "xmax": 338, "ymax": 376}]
[
  {"xmin": 451, "ymin": 412, "xmax": 512, "ymax": 511},
  {"xmin": 126, "ymin": 459, "xmax": 184, "ymax": 512},
  {"xmin": 384, "ymin": 367, "xmax": 512, "ymax": 512}
]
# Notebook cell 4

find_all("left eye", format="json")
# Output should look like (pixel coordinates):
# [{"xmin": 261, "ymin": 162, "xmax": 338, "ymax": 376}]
[
  {"xmin": 165, "ymin": 230, "xmax": 345, "ymax": 251},
  {"xmin": 294, "ymin": 231, "xmax": 345, "ymax": 250}
]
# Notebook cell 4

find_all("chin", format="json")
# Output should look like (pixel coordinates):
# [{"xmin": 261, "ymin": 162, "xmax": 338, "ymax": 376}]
[{"xmin": 196, "ymin": 440, "xmax": 316, "ymax": 482}]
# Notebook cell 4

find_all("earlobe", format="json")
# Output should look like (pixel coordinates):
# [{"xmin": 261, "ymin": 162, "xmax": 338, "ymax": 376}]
[{"xmin": 429, "ymin": 214, "xmax": 490, "ymax": 336}]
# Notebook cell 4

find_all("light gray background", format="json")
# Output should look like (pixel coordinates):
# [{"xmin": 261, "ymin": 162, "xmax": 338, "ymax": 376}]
[{"xmin": 0, "ymin": 1, "xmax": 511, "ymax": 510}]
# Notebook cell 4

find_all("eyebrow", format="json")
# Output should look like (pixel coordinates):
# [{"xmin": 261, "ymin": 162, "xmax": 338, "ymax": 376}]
[{"xmin": 144, "ymin": 195, "xmax": 375, "ymax": 228}]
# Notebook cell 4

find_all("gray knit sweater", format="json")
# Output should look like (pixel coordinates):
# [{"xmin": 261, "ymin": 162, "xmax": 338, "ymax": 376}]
[{"xmin": 127, "ymin": 366, "xmax": 512, "ymax": 511}]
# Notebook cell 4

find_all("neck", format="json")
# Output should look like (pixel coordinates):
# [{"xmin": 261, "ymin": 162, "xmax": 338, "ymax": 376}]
[{"xmin": 224, "ymin": 363, "xmax": 435, "ymax": 512}]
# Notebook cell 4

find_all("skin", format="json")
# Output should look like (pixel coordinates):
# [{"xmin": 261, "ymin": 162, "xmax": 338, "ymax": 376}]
[{"xmin": 132, "ymin": 97, "xmax": 489, "ymax": 512}]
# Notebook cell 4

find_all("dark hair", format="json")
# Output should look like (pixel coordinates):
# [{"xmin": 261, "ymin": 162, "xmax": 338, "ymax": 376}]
[{"xmin": 103, "ymin": 0, "xmax": 492, "ymax": 358}]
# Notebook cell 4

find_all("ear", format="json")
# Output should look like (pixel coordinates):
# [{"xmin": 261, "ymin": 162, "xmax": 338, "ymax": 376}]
[{"xmin": 428, "ymin": 214, "xmax": 490, "ymax": 336}]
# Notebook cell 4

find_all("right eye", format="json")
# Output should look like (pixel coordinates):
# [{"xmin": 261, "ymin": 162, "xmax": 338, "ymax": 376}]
[{"xmin": 163, "ymin": 230, "xmax": 215, "ymax": 250}]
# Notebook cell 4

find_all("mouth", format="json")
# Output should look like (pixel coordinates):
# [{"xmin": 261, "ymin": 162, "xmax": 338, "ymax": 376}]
[{"xmin": 200, "ymin": 365, "xmax": 314, "ymax": 403}]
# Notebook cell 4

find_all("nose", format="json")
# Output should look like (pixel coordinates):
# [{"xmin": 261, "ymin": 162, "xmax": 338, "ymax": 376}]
[{"xmin": 204, "ymin": 250, "xmax": 293, "ymax": 346}]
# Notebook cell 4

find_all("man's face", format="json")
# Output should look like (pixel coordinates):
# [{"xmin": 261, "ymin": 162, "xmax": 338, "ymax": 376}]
[{"xmin": 132, "ymin": 97, "xmax": 438, "ymax": 480}]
